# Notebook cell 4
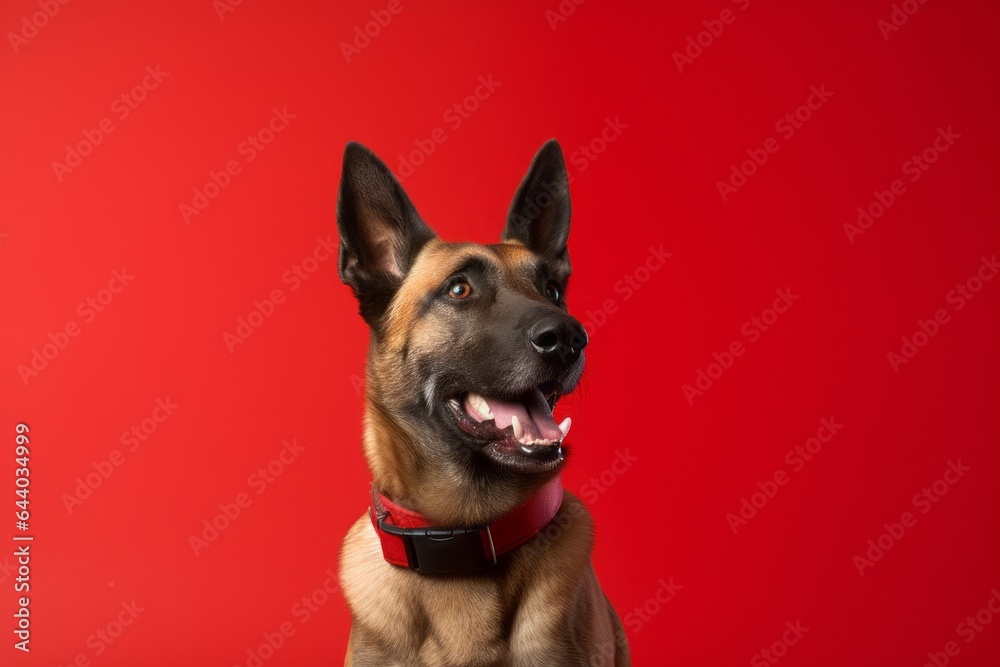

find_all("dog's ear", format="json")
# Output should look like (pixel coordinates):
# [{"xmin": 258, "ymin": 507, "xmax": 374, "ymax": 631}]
[
  {"xmin": 337, "ymin": 142, "xmax": 436, "ymax": 324},
  {"xmin": 502, "ymin": 139, "xmax": 571, "ymax": 274}
]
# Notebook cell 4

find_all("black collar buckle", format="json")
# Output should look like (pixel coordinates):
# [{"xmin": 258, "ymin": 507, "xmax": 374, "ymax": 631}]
[{"xmin": 375, "ymin": 516, "xmax": 498, "ymax": 574}]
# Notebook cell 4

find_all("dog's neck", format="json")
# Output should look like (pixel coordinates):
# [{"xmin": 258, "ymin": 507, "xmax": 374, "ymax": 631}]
[{"xmin": 368, "ymin": 474, "xmax": 564, "ymax": 574}]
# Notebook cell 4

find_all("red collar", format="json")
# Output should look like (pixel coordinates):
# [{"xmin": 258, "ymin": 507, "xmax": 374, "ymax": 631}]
[{"xmin": 368, "ymin": 476, "xmax": 564, "ymax": 574}]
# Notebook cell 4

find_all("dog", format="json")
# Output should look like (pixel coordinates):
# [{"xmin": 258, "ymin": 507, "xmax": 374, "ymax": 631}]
[{"xmin": 336, "ymin": 139, "xmax": 630, "ymax": 666}]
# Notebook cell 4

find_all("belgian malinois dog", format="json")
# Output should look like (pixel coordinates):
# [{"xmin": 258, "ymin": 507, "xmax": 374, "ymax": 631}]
[{"xmin": 336, "ymin": 139, "xmax": 630, "ymax": 666}]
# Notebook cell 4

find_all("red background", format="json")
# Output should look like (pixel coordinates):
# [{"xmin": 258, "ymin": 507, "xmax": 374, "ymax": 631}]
[{"xmin": 2, "ymin": 0, "xmax": 999, "ymax": 665}]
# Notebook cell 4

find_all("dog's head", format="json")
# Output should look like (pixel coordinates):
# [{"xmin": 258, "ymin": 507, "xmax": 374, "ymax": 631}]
[{"xmin": 337, "ymin": 140, "xmax": 586, "ymax": 522}]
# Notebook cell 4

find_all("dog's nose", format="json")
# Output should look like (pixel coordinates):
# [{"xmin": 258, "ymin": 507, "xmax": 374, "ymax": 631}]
[{"xmin": 529, "ymin": 316, "xmax": 588, "ymax": 364}]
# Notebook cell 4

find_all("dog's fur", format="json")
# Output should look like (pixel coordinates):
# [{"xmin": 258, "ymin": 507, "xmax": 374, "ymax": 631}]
[{"xmin": 337, "ymin": 140, "xmax": 629, "ymax": 666}]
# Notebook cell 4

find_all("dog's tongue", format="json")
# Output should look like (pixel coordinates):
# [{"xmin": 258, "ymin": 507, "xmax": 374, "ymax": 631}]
[{"xmin": 465, "ymin": 389, "xmax": 566, "ymax": 443}]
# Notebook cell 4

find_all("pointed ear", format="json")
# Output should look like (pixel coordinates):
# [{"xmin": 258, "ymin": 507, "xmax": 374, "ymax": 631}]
[
  {"xmin": 501, "ymin": 139, "xmax": 572, "ymax": 273},
  {"xmin": 337, "ymin": 142, "xmax": 436, "ymax": 324}
]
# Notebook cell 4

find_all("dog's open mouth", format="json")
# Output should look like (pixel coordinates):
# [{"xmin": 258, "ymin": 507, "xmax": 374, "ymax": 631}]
[{"xmin": 447, "ymin": 382, "xmax": 570, "ymax": 465}]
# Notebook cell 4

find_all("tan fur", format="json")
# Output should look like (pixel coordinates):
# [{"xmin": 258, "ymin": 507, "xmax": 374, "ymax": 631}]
[
  {"xmin": 340, "ymin": 241, "xmax": 630, "ymax": 666},
  {"xmin": 342, "ymin": 494, "xmax": 628, "ymax": 666}
]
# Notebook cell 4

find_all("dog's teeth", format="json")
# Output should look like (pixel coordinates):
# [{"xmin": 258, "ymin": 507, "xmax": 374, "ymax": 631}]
[
  {"xmin": 467, "ymin": 393, "xmax": 493, "ymax": 420},
  {"xmin": 558, "ymin": 417, "xmax": 572, "ymax": 438},
  {"xmin": 511, "ymin": 415, "xmax": 525, "ymax": 440}
]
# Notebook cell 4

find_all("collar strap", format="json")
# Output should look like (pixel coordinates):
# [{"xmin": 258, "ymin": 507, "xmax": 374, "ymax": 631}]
[{"xmin": 368, "ymin": 476, "xmax": 564, "ymax": 574}]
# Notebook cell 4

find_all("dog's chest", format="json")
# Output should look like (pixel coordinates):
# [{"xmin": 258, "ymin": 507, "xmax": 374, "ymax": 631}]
[
  {"xmin": 341, "ymin": 516, "xmax": 539, "ymax": 666},
  {"xmin": 411, "ymin": 576, "xmax": 514, "ymax": 665}
]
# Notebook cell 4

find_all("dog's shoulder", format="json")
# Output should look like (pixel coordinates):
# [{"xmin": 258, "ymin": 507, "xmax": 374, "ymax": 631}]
[{"xmin": 339, "ymin": 513, "xmax": 409, "ymax": 618}]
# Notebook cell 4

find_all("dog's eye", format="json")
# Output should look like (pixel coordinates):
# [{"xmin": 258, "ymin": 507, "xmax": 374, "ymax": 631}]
[
  {"xmin": 545, "ymin": 281, "xmax": 561, "ymax": 302},
  {"xmin": 447, "ymin": 280, "xmax": 473, "ymax": 299}
]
